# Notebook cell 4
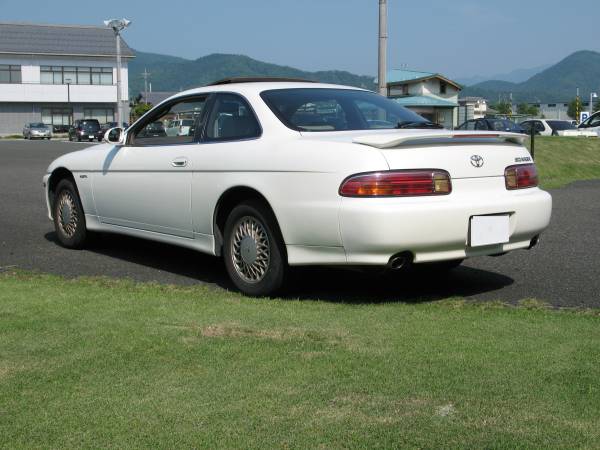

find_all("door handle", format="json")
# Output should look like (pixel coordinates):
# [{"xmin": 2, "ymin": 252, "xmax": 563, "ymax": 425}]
[{"xmin": 171, "ymin": 158, "xmax": 188, "ymax": 168}]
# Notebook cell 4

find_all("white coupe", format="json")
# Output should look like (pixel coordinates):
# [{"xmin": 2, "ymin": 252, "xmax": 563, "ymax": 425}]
[{"xmin": 43, "ymin": 79, "xmax": 552, "ymax": 296}]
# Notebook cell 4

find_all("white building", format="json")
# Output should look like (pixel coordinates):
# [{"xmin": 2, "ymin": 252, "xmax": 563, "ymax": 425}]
[
  {"xmin": 0, "ymin": 22, "xmax": 134, "ymax": 135},
  {"xmin": 381, "ymin": 69, "xmax": 462, "ymax": 129}
]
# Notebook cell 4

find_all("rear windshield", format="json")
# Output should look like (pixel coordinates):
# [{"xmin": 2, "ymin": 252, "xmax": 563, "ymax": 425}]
[
  {"xmin": 81, "ymin": 120, "xmax": 100, "ymax": 131},
  {"xmin": 181, "ymin": 119, "xmax": 194, "ymax": 126},
  {"xmin": 260, "ymin": 88, "xmax": 427, "ymax": 131},
  {"xmin": 547, "ymin": 120, "xmax": 576, "ymax": 131}
]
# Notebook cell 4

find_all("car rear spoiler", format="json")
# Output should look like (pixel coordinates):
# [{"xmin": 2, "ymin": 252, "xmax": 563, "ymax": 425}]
[{"xmin": 353, "ymin": 131, "xmax": 527, "ymax": 149}]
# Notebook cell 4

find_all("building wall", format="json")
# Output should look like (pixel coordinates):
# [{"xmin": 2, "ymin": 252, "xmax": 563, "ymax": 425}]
[
  {"xmin": 0, "ymin": 54, "xmax": 131, "ymax": 134},
  {"xmin": 0, "ymin": 102, "xmax": 117, "ymax": 134}
]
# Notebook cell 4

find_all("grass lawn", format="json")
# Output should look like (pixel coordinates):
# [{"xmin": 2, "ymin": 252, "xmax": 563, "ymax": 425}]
[
  {"xmin": 525, "ymin": 136, "xmax": 600, "ymax": 188},
  {"xmin": 1, "ymin": 272, "xmax": 599, "ymax": 449}
]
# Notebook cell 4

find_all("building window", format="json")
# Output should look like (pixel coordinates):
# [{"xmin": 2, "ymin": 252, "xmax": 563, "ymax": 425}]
[
  {"xmin": 84, "ymin": 108, "xmax": 115, "ymax": 124},
  {"xmin": 42, "ymin": 107, "xmax": 73, "ymax": 126},
  {"xmin": 0, "ymin": 65, "xmax": 21, "ymax": 83},
  {"xmin": 40, "ymin": 66, "xmax": 113, "ymax": 85},
  {"xmin": 440, "ymin": 81, "xmax": 447, "ymax": 95}
]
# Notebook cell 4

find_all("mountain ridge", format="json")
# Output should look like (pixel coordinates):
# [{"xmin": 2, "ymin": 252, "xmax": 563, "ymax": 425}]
[
  {"xmin": 462, "ymin": 50, "xmax": 600, "ymax": 102},
  {"xmin": 128, "ymin": 51, "xmax": 376, "ymax": 96}
]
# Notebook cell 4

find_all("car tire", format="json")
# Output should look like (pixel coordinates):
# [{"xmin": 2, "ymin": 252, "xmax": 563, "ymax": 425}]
[
  {"xmin": 52, "ymin": 178, "xmax": 88, "ymax": 249},
  {"xmin": 223, "ymin": 200, "xmax": 287, "ymax": 296}
]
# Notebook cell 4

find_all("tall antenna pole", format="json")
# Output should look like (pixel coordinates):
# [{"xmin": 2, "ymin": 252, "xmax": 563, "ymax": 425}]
[{"xmin": 378, "ymin": 0, "xmax": 388, "ymax": 96}]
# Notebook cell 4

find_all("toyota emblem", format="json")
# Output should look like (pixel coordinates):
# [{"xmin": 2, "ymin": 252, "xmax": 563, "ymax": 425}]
[{"xmin": 470, "ymin": 155, "xmax": 484, "ymax": 168}]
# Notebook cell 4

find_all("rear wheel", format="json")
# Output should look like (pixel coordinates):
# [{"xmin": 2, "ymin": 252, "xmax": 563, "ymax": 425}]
[
  {"xmin": 223, "ymin": 201, "xmax": 287, "ymax": 296},
  {"xmin": 52, "ymin": 178, "xmax": 88, "ymax": 249}
]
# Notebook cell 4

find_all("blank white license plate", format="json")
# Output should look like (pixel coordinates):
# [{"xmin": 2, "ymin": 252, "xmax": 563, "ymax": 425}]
[
  {"xmin": 470, "ymin": 215, "xmax": 510, "ymax": 247},
  {"xmin": 89, "ymin": 135, "xmax": 94, "ymax": 139}
]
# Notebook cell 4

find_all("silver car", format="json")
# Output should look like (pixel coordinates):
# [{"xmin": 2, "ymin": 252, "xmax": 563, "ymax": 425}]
[{"xmin": 23, "ymin": 123, "xmax": 52, "ymax": 140}]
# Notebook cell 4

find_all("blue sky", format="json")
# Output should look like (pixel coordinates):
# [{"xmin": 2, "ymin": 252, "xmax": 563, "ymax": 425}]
[{"xmin": 1, "ymin": 0, "xmax": 599, "ymax": 79}]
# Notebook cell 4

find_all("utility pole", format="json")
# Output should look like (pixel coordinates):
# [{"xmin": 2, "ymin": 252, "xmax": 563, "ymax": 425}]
[
  {"xmin": 142, "ymin": 68, "xmax": 151, "ymax": 104},
  {"xmin": 576, "ymin": 87, "xmax": 580, "ymax": 123},
  {"xmin": 104, "ymin": 18, "xmax": 131, "ymax": 126},
  {"xmin": 378, "ymin": 0, "xmax": 388, "ymax": 96}
]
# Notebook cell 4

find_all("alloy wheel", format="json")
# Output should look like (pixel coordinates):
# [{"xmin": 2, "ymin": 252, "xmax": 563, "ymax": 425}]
[{"xmin": 230, "ymin": 216, "xmax": 270, "ymax": 283}]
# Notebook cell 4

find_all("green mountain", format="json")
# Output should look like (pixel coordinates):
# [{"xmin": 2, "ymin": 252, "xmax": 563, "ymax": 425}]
[
  {"xmin": 128, "ymin": 51, "xmax": 376, "ymax": 97},
  {"xmin": 462, "ymin": 51, "xmax": 600, "ymax": 102}
]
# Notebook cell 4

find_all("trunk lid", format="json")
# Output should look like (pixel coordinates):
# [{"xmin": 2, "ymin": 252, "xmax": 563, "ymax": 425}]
[{"xmin": 352, "ymin": 130, "xmax": 531, "ymax": 179}]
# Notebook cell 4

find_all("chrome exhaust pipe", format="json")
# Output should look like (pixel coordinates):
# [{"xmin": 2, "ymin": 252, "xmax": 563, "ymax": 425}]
[{"xmin": 528, "ymin": 235, "xmax": 540, "ymax": 250}]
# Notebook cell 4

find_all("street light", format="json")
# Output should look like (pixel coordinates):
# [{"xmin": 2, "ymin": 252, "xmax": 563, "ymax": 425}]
[
  {"xmin": 591, "ymin": 92, "xmax": 598, "ymax": 116},
  {"xmin": 377, "ymin": 0, "xmax": 388, "ymax": 96},
  {"xmin": 64, "ymin": 77, "xmax": 73, "ymax": 129},
  {"xmin": 104, "ymin": 18, "xmax": 131, "ymax": 126}
]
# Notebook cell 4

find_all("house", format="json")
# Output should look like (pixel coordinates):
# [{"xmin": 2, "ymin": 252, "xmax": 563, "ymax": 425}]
[
  {"xmin": 0, "ymin": 22, "xmax": 134, "ymax": 135},
  {"xmin": 458, "ymin": 96, "xmax": 487, "ymax": 123},
  {"xmin": 381, "ymin": 69, "xmax": 462, "ymax": 129}
]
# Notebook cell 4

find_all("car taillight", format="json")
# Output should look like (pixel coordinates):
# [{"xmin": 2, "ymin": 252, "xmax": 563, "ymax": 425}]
[
  {"xmin": 504, "ymin": 164, "xmax": 538, "ymax": 190},
  {"xmin": 339, "ymin": 170, "xmax": 452, "ymax": 197}
]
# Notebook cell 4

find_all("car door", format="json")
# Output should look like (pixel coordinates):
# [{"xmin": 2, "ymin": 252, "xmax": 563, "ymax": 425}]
[
  {"xmin": 92, "ymin": 94, "xmax": 209, "ymax": 238},
  {"xmin": 580, "ymin": 112, "xmax": 600, "ymax": 135},
  {"xmin": 188, "ymin": 93, "xmax": 263, "ymax": 242},
  {"xmin": 534, "ymin": 121, "xmax": 547, "ymax": 135}
]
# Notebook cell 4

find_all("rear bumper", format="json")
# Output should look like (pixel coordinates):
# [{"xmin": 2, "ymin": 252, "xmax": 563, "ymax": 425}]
[{"xmin": 339, "ymin": 177, "xmax": 552, "ymax": 265}]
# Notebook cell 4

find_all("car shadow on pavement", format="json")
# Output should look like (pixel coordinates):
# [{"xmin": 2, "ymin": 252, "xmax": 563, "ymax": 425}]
[{"xmin": 45, "ymin": 231, "xmax": 514, "ymax": 304}]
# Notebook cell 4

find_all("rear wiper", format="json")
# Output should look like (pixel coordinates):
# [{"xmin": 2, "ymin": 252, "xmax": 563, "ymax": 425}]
[{"xmin": 396, "ymin": 121, "xmax": 444, "ymax": 129}]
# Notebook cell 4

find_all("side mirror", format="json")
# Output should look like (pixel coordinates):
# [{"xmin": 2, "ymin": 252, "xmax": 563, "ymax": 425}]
[{"xmin": 104, "ymin": 127, "xmax": 125, "ymax": 145}]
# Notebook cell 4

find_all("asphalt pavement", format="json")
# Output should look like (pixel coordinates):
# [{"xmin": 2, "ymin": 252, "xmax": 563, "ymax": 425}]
[{"xmin": 1, "ymin": 139, "xmax": 598, "ymax": 307}]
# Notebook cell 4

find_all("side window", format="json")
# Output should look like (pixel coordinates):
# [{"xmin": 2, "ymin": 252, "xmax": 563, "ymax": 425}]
[
  {"xmin": 589, "ymin": 113, "xmax": 600, "ymax": 127},
  {"xmin": 474, "ymin": 120, "xmax": 487, "ymax": 130},
  {"xmin": 521, "ymin": 121, "xmax": 531, "ymax": 132},
  {"xmin": 466, "ymin": 121, "xmax": 476, "ymax": 131},
  {"xmin": 205, "ymin": 93, "xmax": 261, "ymax": 141},
  {"xmin": 534, "ymin": 121, "xmax": 545, "ymax": 132},
  {"xmin": 133, "ymin": 96, "xmax": 208, "ymax": 146}
]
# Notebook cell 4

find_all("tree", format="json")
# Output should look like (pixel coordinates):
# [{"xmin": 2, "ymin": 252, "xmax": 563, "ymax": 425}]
[
  {"xmin": 567, "ymin": 98, "xmax": 581, "ymax": 119},
  {"xmin": 491, "ymin": 101, "xmax": 512, "ymax": 115},
  {"xmin": 131, "ymin": 102, "xmax": 152, "ymax": 121},
  {"xmin": 517, "ymin": 103, "xmax": 539, "ymax": 116}
]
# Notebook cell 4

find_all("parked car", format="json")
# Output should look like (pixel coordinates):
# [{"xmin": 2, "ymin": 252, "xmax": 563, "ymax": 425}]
[
  {"xmin": 52, "ymin": 125, "xmax": 70, "ymax": 134},
  {"xmin": 96, "ymin": 122, "xmax": 129, "ymax": 141},
  {"xmin": 165, "ymin": 119, "xmax": 195, "ymax": 136},
  {"xmin": 578, "ymin": 111, "xmax": 600, "ymax": 136},
  {"xmin": 23, "ymin": 122, "xmax": 52, "ymax": 140},
  {"xmin": 520, "ymin": 119, "xmax": 597, "ymax": 137},
  {"xmin": 456, "ymin": 118, "xmax": 525, "ymax": 134},
  {"xmin": 43, "ymin": 79, "xmax": 552, "ymax": 296},
  {"xmin": 68, "ymin": 119, "xmax": 101, "ymax": 142},
  {"xmin": 136, "ymin": 121, "xmax": 167, "ymax": 138}
]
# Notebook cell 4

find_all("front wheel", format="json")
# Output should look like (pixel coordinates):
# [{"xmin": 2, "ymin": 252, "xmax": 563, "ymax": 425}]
[
  {"xmin": 52, "ymin": 178, "xmax": 88, "ymax": 249},
  {"xmin": 223, "ymin": 201, "xmax": 287, "ymax": 296}
]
